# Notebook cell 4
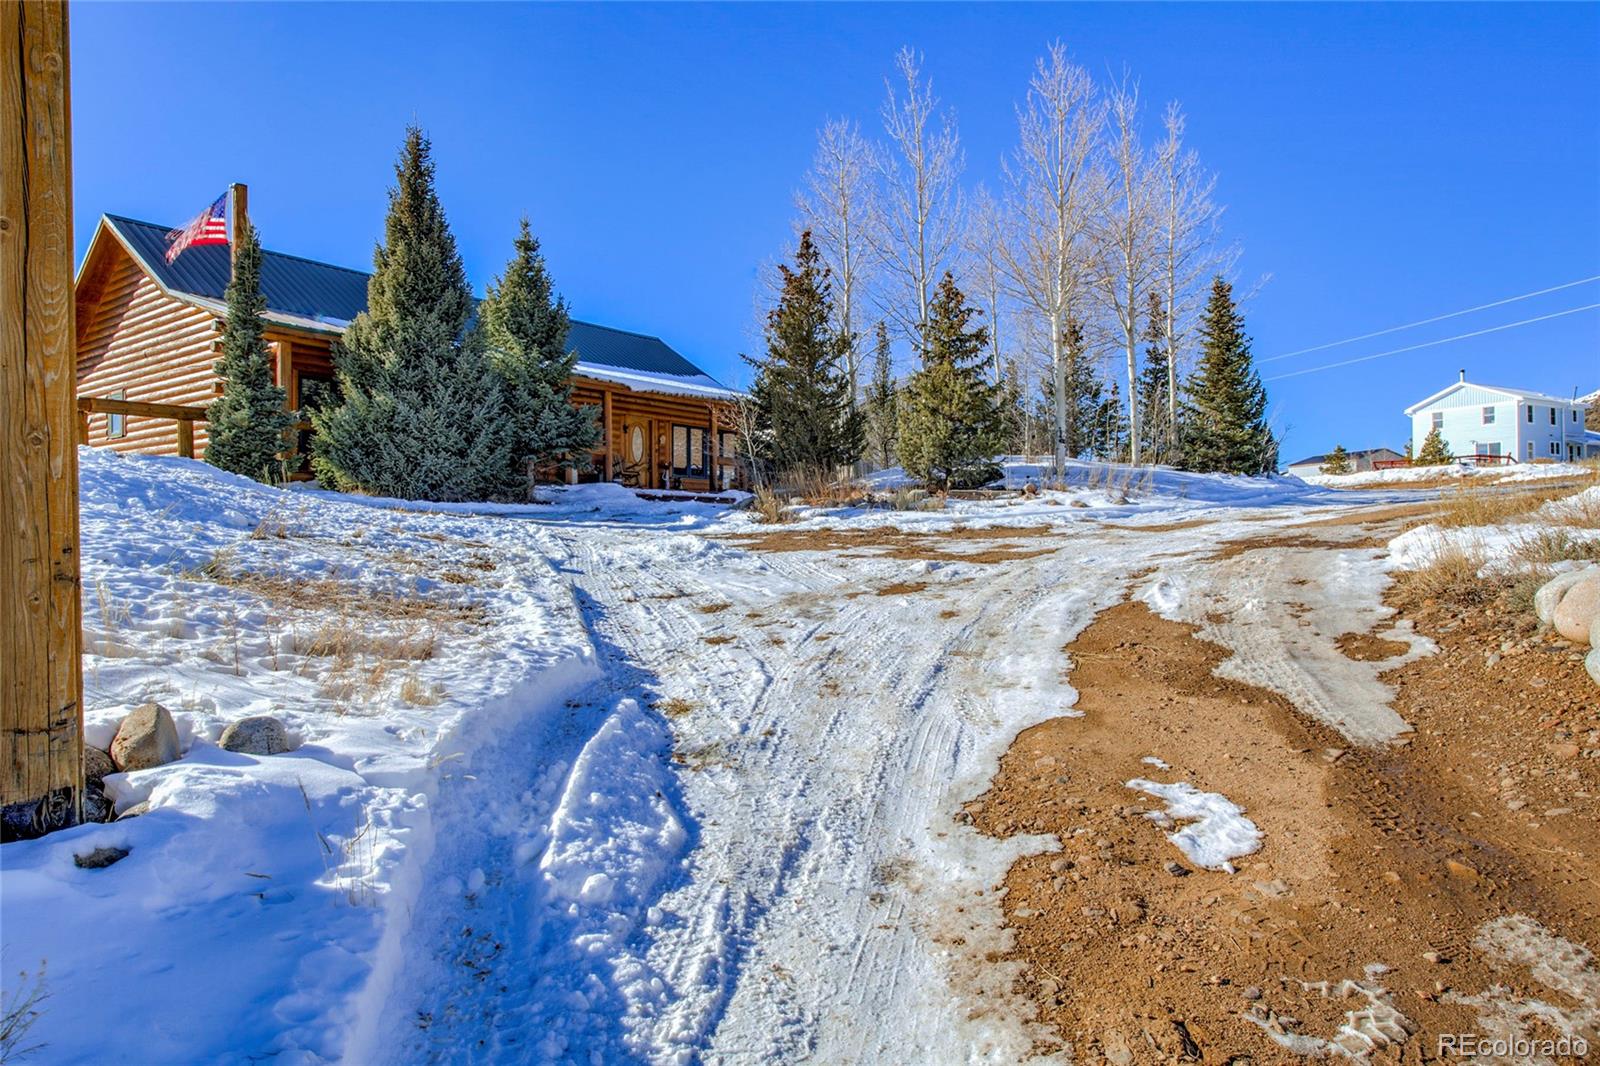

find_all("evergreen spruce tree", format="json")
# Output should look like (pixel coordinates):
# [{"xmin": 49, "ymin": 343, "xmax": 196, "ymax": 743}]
[
  {"xmin": 480, "ymin": 218, "xmax": 600, "ymax": 488},
  {"xmin": 1093, "ymin": 379, "xmax": 1130, "ymax": 461},
  {"xmin": 865, "ymin": 321, "xmax": 898, "ymax": 469},
  {"xmin": 742, "ymin": 231, "xmax": 864, "ymax": 478},
  {"xmin": 1137, "ymin": 291, "xmax": 1172, "ymax": 463},
  {"xmin": 204, "ymin": 220, "xmax": 298, "ymax": 481},
  {"xmin": 1319, "ymin": 444, "xmax": 1353, "ymax": 475},
  {"xmin": 1415, "ymin": 426, "xmax": 1452, "ymax": 465},
  {"xmin": 1179, "ymin": 277, "xmax": 1278, "ymax": 475},
  {"xmin": 1060, "ymin": 317, "xmax": 1104, "ymax": 458},
  {"xmin": 896, "ymin": 273, "xmax": 1006, "ymax": 489},
  {"xmin": 310, "ymin": 127, "xmax": 514, "ymax": 501}
]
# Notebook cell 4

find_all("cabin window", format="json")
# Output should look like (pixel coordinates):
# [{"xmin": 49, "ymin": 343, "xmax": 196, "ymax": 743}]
[
  {"xmin": 1480, "ymin": 405, "xmax": 1495, "ymax": 425},
  {"xmin": 627, "ymin": 426, "xmax": 646, "ymax": 464},
  {"xmin": 1430, "ymin": 412, "xmax": 1443, "ymax": 430},
  {"xmin": 670, "ymin": 424, "xmax": 710, "ymax": 478},
  {"xmin": 106, "ymin": 389, "xmax": 127, "ymax": 439},
  {"xmin": 295, "ymin": 373, "xmax": 340, "ymax": 413}
]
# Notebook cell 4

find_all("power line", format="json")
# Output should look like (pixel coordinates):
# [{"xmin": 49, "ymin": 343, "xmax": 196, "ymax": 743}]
[
  {"xmin": 1264, "ymin": 303, "xmax": 1600, "ymax": 382},
  {"xmin": 1262, "ymin": 274, "xmax": 1600, "ymax": 363}
]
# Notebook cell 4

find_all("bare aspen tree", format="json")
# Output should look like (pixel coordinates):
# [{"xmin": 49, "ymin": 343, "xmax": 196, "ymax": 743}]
[
  {"xmin": 1096, "ymin": 74, "xmax": 1158, "ymax": 465},
  {"xmin": 965, "ymin": 185, "xmax": 1008, "ymax": 385},
  {"xmin": 1155, "ymin": 101, "xmax": 1230, "ymax": 441},
  {"xmin": 796, "ymin": 118, "xmax": 876, "ymax": 401},
  {"xmin": 997, "ymin": 42, "xmax": 1104, "ymax": 472},
  {"xmin": 870, "ymin": 47, "xmax": 964, "ymax": 349}
]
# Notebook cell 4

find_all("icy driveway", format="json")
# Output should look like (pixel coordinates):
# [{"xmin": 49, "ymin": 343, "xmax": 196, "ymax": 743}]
[{"xmin": 374, "ymin": 490, "xmax": 1416, "ymax": 1065}]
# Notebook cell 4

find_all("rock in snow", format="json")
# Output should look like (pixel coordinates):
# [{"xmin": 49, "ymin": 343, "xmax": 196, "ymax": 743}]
[
  {"xmin": 85, "ymin": 745, "xmax": 116, "ymax": 785},
  {"xmin": 219, "ymin": 715, "xmax": 293, "ymax": 756},
  {"xmin": 110, "ymin": 702, "xmax": 181, "ymax": 771}
]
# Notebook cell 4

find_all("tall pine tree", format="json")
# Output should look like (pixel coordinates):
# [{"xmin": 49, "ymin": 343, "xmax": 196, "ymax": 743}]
[
  {"xmin": 897, "ymin": 273, "xmax": 1005, "ymax": 489},
  {"xmin": 865, "ymin": 320, "xmax": 898, "ymax": 469},
  {"xmin": 205, "ymin": 220, "xmax": 298, "ymax": 481},
  {"xmin": 1060, "ymin": 317, "xmax": 1105, "ymax": 459},
  {"xmin": 1137, "ymin": 291, "xmax": 1172, "ymax": 462},
  {"xmin": 1180, "ymin": 277, "xmax": 1277, "ymax": 475},
  {"xmin": 743, "ymin": 231, "xmax": 864, "ymax": 478},
  {"xmin": 311, "ymin": 127, "xmax": 514, "ymax": 501},
  {"xmin": 480, "ymin": 218, "xmax": 600, "ymax": 488},
  {"xmin": 1415, "ymin": 426, "xmax": 1452, "ymax": 465}
]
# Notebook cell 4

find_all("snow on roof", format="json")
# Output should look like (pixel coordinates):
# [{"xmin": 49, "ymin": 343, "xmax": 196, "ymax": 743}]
[{"xmin": 574, "ymin": 362, "xmax": 742, "ymax": 401}]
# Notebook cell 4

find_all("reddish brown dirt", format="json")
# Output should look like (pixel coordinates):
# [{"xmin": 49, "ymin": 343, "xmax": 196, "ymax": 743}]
[
  {"xmin": 1334, "ymin": 632, "xmax": 1411, "ymax": 662},
  {"xmin": 723, "ymin": 525, "xmax": 1059, "ymax": 564},
  {"xmin": 968, "ymin": 600, "xmax": 1599, "ymax": 1064}
]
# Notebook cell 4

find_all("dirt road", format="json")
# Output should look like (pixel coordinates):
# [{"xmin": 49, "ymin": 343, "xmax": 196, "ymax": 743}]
[{"xmin": 381, "ymin": 494, "xmax": 1598, "ymax": 1064}]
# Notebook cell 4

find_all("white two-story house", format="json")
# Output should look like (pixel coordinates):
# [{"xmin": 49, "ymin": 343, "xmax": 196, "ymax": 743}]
[{"xmin": 1404, "ymin": 372, "xmax": 1594, "ymax": 463}]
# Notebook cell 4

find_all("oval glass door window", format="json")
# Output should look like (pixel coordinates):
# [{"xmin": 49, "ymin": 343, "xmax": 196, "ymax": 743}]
[{"xmin": 628, "ymin": 426, "xmax": 645, "ymax": 463}]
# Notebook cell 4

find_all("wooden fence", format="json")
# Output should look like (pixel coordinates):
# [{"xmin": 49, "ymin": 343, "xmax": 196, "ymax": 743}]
[{"xmin": 78, "ymin": 395, "xmax": 208, "ymax": 457}]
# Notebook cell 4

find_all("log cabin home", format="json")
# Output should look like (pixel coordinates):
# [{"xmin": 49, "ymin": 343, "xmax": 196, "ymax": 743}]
[{"xmin": 74, "ymin": 187, "xmax": 746, "ymax": 492}]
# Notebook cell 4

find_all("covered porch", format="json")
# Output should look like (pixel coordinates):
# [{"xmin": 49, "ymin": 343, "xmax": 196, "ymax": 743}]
[{"xmin": 571, "ymin": 376, "xmax": 743, "ymax": 493}]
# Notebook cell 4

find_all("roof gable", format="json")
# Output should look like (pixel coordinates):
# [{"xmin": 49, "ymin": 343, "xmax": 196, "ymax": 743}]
[
  {"xmin": 1404, "ymin": 380, "xmax": 1581, "ymax": 416},
  {"xmin": 105, "ymin": 215, "xmax": 367, "ymax": 330}
]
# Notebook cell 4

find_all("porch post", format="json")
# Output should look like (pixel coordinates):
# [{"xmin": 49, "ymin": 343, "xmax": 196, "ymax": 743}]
[
  {"xmin": 602, "ymin": 387, "xmax": 613, "ymax": 481},
  {"xmin": 276, "ymin": 338, "xmax": 296, "ymax": 466},
  {"xmin": 708, "ymin": 401, "xmax": 719, "ymax": 491}
]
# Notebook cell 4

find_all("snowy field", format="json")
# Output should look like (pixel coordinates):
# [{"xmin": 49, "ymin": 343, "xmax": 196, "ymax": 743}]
[
  {"xmin": 2, "ymin": 450, "xmax": 1449, "ymax": 1064},
  {"xmin": 1297, "ymin": 458, "xmax": 1592, "ymax": 488}
]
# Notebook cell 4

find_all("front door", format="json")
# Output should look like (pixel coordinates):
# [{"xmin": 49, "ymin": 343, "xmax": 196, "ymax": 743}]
[{"xmin": 618, "ymin": 418, "xmax": 649, "ymax": 486}]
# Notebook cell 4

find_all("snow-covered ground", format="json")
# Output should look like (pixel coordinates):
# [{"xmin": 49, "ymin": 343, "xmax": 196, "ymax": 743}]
[
  {"xmin": 1298, "ymin": 459, "xmax": 1591, "ymax": 488},
  {"xmin": 1, "ymin": 450, "xmax": 1447, "ymax": 1064}
]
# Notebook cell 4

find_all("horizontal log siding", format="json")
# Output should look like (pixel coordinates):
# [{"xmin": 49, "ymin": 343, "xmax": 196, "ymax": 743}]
[
  {"xmin": 76, "ymin": 253, "xmax": 219, "ymax": 455},
  {"xmin": 569, "ymin": 379, "xmax": 739, "ymax": 488}
]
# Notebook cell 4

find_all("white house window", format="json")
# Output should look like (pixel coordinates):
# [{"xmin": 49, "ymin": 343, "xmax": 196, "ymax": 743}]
[
  {"xmin": 1526, "ymin": 405, "xmax": 1534, "ymax": 423},
  {"xmin": 106, "ymin": 389, "xmax": 127, "ymax": 439},
  {"xmin": 1574, "ymin": 409, "xmax": 1581, "ymax": 422},
  {"xmin": 1484, "ymin": 442, "xmax": 1501, "ymax": 457},
  {"xmin": 1431, "ymin": 412, "xmax": 1443, "ymax": 430},
  {"xmin": 1481, "ymin": 405, "xmax": 1495, "ymax": 425},
  {"xmin": 1551, "ymin": 442, "xmax": 1560, "ymax": 456},
  {"xmin": 1527, "ymin": 441, "xmax": 1535, "ymax": 460},
  {"xmin": 1550, "ymin": 407, "xmax": 1557, "ymax": 425}
]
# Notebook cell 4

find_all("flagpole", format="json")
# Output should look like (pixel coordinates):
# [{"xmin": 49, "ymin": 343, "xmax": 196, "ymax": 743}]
[{"xmin": 227, "ymin": 182, "xmax": 248, "ymax": 278}]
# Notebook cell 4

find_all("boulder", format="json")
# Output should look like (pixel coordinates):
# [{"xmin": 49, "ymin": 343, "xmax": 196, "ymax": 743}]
[
  {"xmin": 117, "ymin": 800, "xmax": 151, "ymax": 821},
  {"xmin": 218, "ymin": 715, "xmax": 292, "ymax": 756},
  {"xmin": 109, "ymin": 702, "xmax": 180, "ymax": 771},
  {"xmin": 1535, "ymin": 566, "xmax": 1599, "ymax": 626},
  {"xmin": 1588, "ymin": 647, "xmax": 1600, "ymax": 688},
  {"xmin": 1552, "ymin": 574, "xmax": 1600, "ymax": 644},
  {"xmin": 85, "ymin": 746, "xmax": 115, "ymax": 786},
  {"xmin": 73, "ymin": 845, "xmax": 130, "ymax": 870}
]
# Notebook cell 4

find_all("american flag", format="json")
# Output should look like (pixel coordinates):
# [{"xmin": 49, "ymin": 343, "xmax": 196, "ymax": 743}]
[{"xmin": 165, "ymin": 193, "xmax": 229, "ymax": 263}]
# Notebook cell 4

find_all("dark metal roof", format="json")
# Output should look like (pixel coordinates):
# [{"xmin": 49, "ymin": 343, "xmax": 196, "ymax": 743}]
[
  {"xmin": 565, "ymin": 321, "xmax": 705, "ymax": 379},
  {"xmin": 1286, "ymin": 447, "xmax": 1403, "ymax": 466},
  {"xmin": 101, "ymin": 214, "xmax": 720, "ymax": 382},
  {"xmin": 106, "ymin": 215, "xmax": 368, "ymax": 326}
]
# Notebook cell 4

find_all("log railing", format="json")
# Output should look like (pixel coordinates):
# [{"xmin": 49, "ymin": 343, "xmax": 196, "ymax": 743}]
[{"xmin": 77, "ymin": 395, "xmax": 208, "ymax": 458}]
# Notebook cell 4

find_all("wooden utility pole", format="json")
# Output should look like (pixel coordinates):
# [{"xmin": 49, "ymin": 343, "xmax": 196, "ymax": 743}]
[{"xmin": 1, "ymin": 0, "xmax": 84, "ymax": 830}]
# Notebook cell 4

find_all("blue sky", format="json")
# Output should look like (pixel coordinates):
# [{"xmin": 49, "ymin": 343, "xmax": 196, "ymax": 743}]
[{"xmin": 72, "ymin": 3, "xmax": 1598, "ymax": 464}]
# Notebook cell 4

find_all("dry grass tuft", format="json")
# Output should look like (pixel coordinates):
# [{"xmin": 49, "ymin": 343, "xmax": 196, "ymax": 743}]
[
  {"xmin": 1392, "ymin": 539, "xmax": 1494, "ymax": 608},
  {"xmin": 654, "ymin": 696, "xmax": 698, "ymax": 719},
  {"xmin": 751, "ymin": 486, "xmax": 794, "ymax": 525},
  {"xmin": 1425, "ymin": 481, "xmax": 1589, "ymax": 529}
]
